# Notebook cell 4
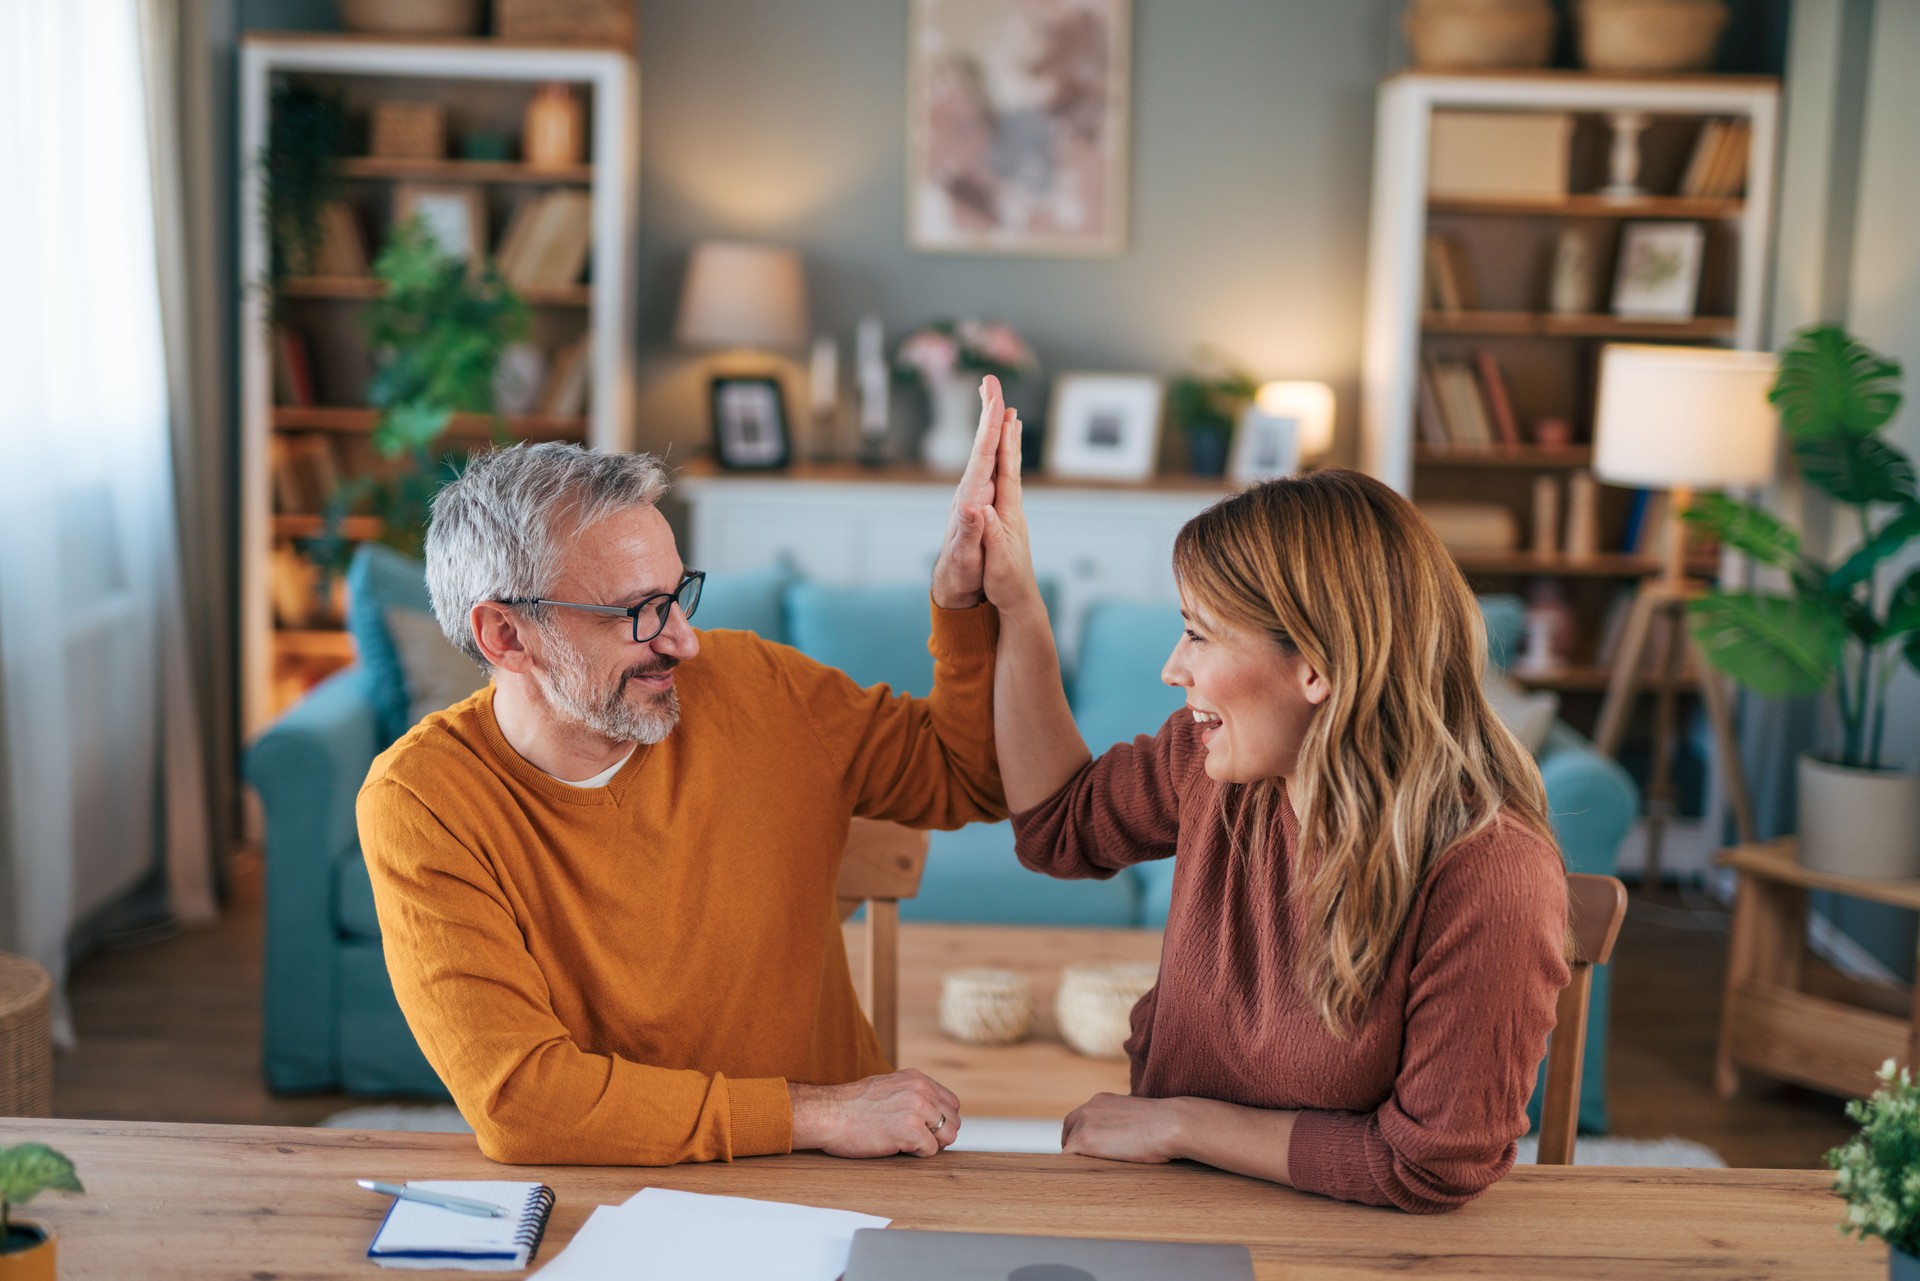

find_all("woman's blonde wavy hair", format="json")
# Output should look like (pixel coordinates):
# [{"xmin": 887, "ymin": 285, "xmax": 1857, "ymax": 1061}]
[{"xmin": 1172, "ymin": 468, "xmax": 1559, "ymax": 1037}]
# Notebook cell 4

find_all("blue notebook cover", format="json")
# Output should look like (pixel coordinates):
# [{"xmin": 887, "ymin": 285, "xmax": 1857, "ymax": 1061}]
[{"xmin": 367, "ymin": 1180, "xmax": 554, "ymax": 1271}]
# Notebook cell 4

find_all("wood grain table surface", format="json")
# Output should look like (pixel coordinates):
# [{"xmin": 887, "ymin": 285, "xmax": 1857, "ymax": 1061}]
[{"xmin": 4, "ymin": 1117, "xmax": 1873, "ymax": 1279}]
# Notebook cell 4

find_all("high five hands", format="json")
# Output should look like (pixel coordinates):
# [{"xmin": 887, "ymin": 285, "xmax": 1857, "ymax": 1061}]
[{"xmin": 929, "ymin": 374, "xmax": 1041, "ymax": 616}]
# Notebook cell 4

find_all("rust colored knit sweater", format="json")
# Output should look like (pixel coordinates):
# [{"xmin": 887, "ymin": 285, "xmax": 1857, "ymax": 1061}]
[
  {"xmin": 1012, "ymin": 710, "xmax": 1569, "ymax": 1213},
  {"xmin": 358, "ymin": 605, "xmax": 1004, "ymax": 1167}
]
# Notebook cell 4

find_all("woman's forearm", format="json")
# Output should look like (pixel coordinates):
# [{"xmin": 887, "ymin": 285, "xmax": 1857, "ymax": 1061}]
[
  {"xmin": 1170, "ymin": 1097, "xmax": 1297, "ymax": 1187},
  {"xmin": 994, "ymin": 595, "xmax": 1091, "ymax": 813}
]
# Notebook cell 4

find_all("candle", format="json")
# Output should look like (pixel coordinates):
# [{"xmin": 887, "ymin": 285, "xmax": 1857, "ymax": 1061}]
[
  {"xmin": 809, "ymin": 335, "xmax": 837, "ymax": 415},
  {"xmin": 856, "ymin": 317, "xmax": 887, "ymax": 437}
]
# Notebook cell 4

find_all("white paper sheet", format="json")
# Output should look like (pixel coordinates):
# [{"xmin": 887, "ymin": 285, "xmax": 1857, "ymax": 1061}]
[{"xmin": 532, "ymin": 1188, "xmax": 890, "ymax": 1281}]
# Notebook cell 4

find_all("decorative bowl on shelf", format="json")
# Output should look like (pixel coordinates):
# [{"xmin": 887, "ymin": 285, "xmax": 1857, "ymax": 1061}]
[
  {"xmin": 938, "ymin": 969, "xmax": 1035, "ymax": 1047},
  {"xmin": 1403, "ymin": 0, "xmax": 1555, "ymax": 71},
  {"xmin": 336, "ymin": 0, "xmax": 482, "ymax": 37},
  {"xmin": 1577, "ymin": 0, "xmax": 1729, "ymax": 73}
]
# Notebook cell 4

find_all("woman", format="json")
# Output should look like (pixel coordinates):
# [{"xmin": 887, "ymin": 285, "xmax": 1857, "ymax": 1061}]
[{"xmin": 972, "ymin": 417, "xmax": 1569, "ymax": 1214}]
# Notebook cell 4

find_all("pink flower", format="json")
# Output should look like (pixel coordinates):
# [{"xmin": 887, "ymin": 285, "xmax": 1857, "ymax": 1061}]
[{"xmin": 898, "ymin": 330, "xmax": 959, "ymax": 383}]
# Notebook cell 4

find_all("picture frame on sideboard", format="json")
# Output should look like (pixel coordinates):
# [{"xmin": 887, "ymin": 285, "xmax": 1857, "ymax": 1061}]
[
  {"xmin": 710, "ymin": 375, "xmax": 792, "ymax": 471},
  {"xmin": 1044, "ymin": 372, "xmax": 1162, "ymax": 481}
]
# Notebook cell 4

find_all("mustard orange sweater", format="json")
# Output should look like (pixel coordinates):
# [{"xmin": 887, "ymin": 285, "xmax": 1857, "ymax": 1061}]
[{"xmin": 357, "ymin": 604, "xmax": 1004, "ymax": 1166}]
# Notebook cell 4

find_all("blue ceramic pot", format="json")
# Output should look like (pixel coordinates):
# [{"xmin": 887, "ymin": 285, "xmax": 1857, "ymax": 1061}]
[
  {"xmin": 1894, "ymin": 1245, "xmax": 1920, "ymax": 1281},
  {"xmin": 1187, "ymin": 427, "xmax": 1230, "ymax": 478}
]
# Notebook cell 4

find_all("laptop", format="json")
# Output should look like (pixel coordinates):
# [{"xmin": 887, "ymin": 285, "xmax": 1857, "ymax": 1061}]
[{"xmin": 842, "ymin": 1228, "xmax": 1254, "ymax": 1280}]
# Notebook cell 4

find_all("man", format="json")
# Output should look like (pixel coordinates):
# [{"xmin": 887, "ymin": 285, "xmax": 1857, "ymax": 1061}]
[{"xmin": 357, "ymin": 380, "xmax": 1018, "ymax": 1166}]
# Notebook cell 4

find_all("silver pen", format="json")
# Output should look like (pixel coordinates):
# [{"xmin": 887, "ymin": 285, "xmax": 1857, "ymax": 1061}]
[{"xmin": 357, "ymin": 1179, "xmax": 507, "ymax": 1219}]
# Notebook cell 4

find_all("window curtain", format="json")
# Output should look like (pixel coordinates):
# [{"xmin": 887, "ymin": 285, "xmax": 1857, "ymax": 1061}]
[{"xmin": 0, "ymin": 0, "xmax": 217, "ymax": 1041}]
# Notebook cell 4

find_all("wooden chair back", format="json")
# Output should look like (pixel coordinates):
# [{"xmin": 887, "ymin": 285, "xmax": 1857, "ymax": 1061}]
[
  {"xmin": 835, "ymin": 819, "xmax": 930, "ymax": 1065},
  {"xmin": 1537, "ymin": 873, "xmax": 1629, "ymax": 1165}
]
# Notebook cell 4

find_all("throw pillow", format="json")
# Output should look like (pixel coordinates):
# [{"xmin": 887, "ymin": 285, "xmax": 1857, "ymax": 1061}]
[
  {"xmin": 385, "ymin": 606, "xmax": 488, "ymax": 728},
  {"xmin": 1482, "ymin": 667, "xmax": 1560, "ymax": 756},
  {"xmin": 344, "ymin": 543, "xmax": 435, "ymax": 744}
]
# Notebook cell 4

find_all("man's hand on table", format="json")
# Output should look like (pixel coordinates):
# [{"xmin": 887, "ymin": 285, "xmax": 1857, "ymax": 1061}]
[{"xmin": 790, "ymin": 1069, "xmax": 963, "ymax": 1158}]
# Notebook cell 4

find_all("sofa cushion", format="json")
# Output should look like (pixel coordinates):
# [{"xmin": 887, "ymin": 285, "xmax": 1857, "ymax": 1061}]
[
  {"xmin": 335, "ymin": 848, "xmax": 382, "ymax": 941},
  {"xmin": 1478, "ymin": 593, "xmax": 1526, "ymax": 671},
  {"xmin": 695, "ymin": 562, "xmax": 793, "ymax": 640},
  {"xmin": 345, "ymin": 544, "xmax": 436, "ymax": 745},
  {"xmin": 789, "ymin": 582, "xmax": 940, "ymax": 695},
  {"xmin": 1071, "ymin": 600, "xmax": 1187, "ymax": 751},
  {"xmin": 386, "ymin": 605, "xmax": 487, "ymax": 726},
  {"xmin": 338, "ymin": 939, "xmax": 452, "ymax": 1098},
  {"xmin": 911, "ymin": 824, "xmax": 1143, "ymax": 927}
]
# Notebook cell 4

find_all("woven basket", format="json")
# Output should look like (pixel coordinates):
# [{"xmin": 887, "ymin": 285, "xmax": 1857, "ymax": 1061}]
[
  {"xmin": 497, "ymin": 0, "xmax": 635, "ymax": 48},
  {"xmin": 1056, "ymin": 963, "xmax": 1158, "ymax": 1060},
  {"xmin": 0, "ymin": 954, "xmax": 53, "ymax": 1118},
  {"xmin": 938, "ymin": 969, "xmax": 1034, "ymax": 1047},
  {"xmin": 1403, "ymin": 0, "xmax": 1555, "ymax": 71},
  {"xmin": 338, "ymin": 0, "xmax": 481, "ymax": 37},
  {"xmin": 1578, "ymin": 0, "xmax": 1728, "ymax": 72},
  {"xmin": 371, "ymin": 102, "xmax": 447, "ymax": 162}
]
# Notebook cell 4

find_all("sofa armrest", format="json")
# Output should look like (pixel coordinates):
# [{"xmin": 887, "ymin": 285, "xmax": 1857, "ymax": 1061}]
[
  {"xmin": 1536, "ymin": 724, "xmax": 1639, "ymax": 877},
  {"xmin": 243, "ymin": 665, "xmax": 383, "ymax": 1092}
]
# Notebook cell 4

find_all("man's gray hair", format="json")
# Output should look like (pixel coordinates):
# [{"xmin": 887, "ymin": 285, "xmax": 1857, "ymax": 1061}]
[{"xmin": 426, "ymin": 442, "xmax": 671, "ymax": 665}]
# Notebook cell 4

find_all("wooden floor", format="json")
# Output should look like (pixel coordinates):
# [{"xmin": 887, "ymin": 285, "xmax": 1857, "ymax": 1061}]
[{"xmin": 51, "ymin": 855, "xmax": 1858, "ymax": 1168}]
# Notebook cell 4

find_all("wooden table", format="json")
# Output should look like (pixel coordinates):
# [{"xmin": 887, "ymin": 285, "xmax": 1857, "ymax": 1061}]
[
  {"xmin": 866, "ymin": 922, "xmax": 1163, "ymax": 1118},
  {"xmin": 6, "ymin": 1118, "xmax": 1872, "ymax": 1279},
  {"xmin": 1716, "ymin": 839, "xmax": 1918, "ymax": 1101}
]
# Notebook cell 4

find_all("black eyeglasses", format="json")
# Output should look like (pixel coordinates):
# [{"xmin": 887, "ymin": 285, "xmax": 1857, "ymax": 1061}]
[{"xmin": 500, "ymin": 570, "xmax": 705, "ymax": 644}]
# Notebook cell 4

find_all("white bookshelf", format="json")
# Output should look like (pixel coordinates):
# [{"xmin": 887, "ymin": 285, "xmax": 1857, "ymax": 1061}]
[{"xmin": 237, "ymin": 35, "xmax": 639, "ymax": 735}]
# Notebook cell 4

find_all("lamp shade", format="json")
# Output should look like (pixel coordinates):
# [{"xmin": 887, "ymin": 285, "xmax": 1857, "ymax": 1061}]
[
  {"xmin": 1592, "ymin": 345, "xmax": 1779, "ymax": 490},
  {"xmin": 1254, "ymin": 381, "xmax": 1336, "ymax": 459},
  {"xmin": 674, "ymin": 240, "xmax": 809, "ymax": 351}
]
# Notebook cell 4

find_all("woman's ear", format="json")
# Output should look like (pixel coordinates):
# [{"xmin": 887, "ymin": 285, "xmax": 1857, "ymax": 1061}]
[{"xmin": 1297, "ymin": 654, "xmax": 1332, "ymax": 707}]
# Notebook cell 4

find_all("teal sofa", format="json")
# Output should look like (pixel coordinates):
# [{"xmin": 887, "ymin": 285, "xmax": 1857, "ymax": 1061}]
[{"xmin": 246, "ymin": 553, "xmax": 1635, "ymax": 1132}]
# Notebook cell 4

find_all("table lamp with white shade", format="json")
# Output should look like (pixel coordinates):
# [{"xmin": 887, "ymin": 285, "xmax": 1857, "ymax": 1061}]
[
  {"xmin": 676, "ymin": 240, "xmax": 809, "ymax": 466},
  {"xmin": 1590, "ymin": 343, "xmax": 1779, "ymax": 880}
]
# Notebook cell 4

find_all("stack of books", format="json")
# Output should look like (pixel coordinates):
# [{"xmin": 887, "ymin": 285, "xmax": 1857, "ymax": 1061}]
[
  {"xmin": 1679, "ymin": 119, "xmax": 1752, "ymax": 200},
  {"xmin": 495, "ymin": 190, "xmax": 593, "ymax": 291},
  {"xmin": 1417, "ymin": 350, "xmax": 1521, "ymax": 452}
]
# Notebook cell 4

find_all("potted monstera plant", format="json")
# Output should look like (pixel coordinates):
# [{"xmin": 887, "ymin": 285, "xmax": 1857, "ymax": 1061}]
[
  {"xmin": 1685, "ymin": 325, "xmax": 1916, "ymax": 877},
  {"xmin": 0, "ymin": 1143, "xmax": 82, "ymax": 1280}
]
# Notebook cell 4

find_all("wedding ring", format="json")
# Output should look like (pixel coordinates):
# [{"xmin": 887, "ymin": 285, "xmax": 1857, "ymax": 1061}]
[{"xmin": 929, "ymin": 1113, "xmax": 946, "ymax": 1133}]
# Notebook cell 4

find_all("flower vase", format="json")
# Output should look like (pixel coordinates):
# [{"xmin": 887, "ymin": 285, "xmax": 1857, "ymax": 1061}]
[{"xmin": 921, "ymin": 376, "xmax": 979, "ymax": 474}]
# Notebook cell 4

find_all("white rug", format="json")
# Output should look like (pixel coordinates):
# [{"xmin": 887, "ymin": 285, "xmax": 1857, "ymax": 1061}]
[{"xmin": 322, "ymin": 1105, "xmax": 1725, "ymax": 1167}]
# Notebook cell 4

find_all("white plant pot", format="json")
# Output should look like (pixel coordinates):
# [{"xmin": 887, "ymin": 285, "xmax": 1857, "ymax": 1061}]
[
  {"xmin": 920, "ymin": 377, "xmax": 979, "ymax": 475},
  {"xmin": 1797, "ymin": 754, "xmax": 1920, "ymax": 879}
]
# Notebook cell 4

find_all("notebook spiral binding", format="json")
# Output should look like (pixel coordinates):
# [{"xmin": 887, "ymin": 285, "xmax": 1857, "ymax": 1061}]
[{"xmin": 518, "ymin": 1185, "xmax": 557, "ymax": 1261}]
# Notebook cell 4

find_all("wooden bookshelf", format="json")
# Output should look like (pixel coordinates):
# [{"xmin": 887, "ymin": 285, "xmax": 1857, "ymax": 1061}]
[
  {"xmin": 240, "ymin": 35, "xmax": 638, "ymax": 731},
  {"xmin": 1415, "ymin": 446, "xmax": 1594, "ymax": 469},
  {"xmin": 1511, "ymin": 664, "xmax": 1699, "ymax": 694},
  {"xmin": 1421, "ymin": 311, "xmax": 1739, "ymax": 340},
  {"xmin": 1427, "ymin": 194, "xmax": 1743, "ymax": 219},
  {"xmin": 272, "ymin": 407, "xmax": 588, "ymax": 440},
  {"xmin": 279, "ymin": 276, "xmax": 593, "ymax": 308},
  {"xmin": 335, "ymin": 156, "xmax": 592, "ymax": 185}
]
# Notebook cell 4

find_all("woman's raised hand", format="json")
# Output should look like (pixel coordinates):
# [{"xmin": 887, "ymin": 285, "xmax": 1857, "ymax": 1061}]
[
  {"xmin": 981, "ymin": 397, "xmax": 1042, "ymax": 617},
  {"xmin": 929, "ymin": 375, "xmax": 1013, "ymax": 610}
]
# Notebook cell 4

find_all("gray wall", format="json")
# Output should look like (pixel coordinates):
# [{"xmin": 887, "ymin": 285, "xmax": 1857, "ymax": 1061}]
[{"xmin": 630, "ymin": 0, "xmax": 1396, "ymax": 462}]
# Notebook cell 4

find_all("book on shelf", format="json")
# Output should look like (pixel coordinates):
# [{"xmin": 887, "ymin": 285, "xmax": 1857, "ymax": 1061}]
[
  {"xmin": 1679, "ymin": 118, "xmax": 1750, "ymax": 200},
  {"xmin": 537, "ymin": 340, "xmax": 591, "ymax": 417},
  {"xmin": 1427, "ymin": 357, "xmax": 1494, "ymax": 449},
  {"xmin": 272, "ymin": 328, "xmax": 317, "ymax": 407},
  {"xmin": 269, "ymin": 434, "xmax": 342, "ymax": 514},
  {"xmin": 1416, "ymin": 362, "xmax": 1451, "ymax": 449},
  {"xmin": 1471, "ymin": 349, "xmax": 1521, "ymax": 450},
  {"xmin": 313, "ymin": 201, "xmax": 370, "ymax": 276},
  {"xmin": 1423, "ymin": 233, "xmax": 1473, "ymax": 313},
  {"xmin": 497, "ymin": 190, "xmax": 592, "ymax": 291}
]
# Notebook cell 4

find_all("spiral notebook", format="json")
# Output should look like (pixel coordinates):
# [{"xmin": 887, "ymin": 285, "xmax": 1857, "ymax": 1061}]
[{"xmin": 367, "ymin": 1181, "xmax": 555, "ymax": 1271}]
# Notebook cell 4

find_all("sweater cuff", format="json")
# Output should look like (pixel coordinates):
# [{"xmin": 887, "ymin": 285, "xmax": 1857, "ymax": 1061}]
[
  {"xmin": 1287, "ymin": 1108, "xmax": 1375, "ymax": 1203},
  {"xmin": 928, "ymin": 596, "xmax": 1000, "ymax": 658},
  {"xmin": 726, "ymin": 1076, "xmax": 794, "ymax": 1158}
]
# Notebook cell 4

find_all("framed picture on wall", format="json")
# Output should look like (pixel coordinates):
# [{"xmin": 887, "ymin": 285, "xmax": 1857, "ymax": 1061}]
[
  {"xmin": 906, "ymin": 0, "xmax": 1131, "ymax": 256},
  {"xmin": 710, "ymin": 376, "xmax": 792, "ymax": 471},
  {"xmin": 1610, "ymin": 221, "xmax": 1705, "ymax": 321},
  {"xmin": 1045, "ymin": 373, "xmax": 1162, "ymax": 481},
  {"xmin": 393, "ymin": 183, "xmax": 487, "ymax": 263}
]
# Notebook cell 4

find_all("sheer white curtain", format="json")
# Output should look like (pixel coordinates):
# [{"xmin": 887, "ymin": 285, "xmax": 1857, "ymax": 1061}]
[{"xmin": 0, "ymin": 0, "xmax": 216, "ymax": 1040}]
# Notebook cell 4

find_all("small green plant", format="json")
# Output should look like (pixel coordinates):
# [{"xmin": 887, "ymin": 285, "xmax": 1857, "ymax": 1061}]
[
  {"xmin": 259, "ymin": 81, "xmax": 351, "ymax": 306},
  {"xmin": 1166, "ymin": 347, "xmax": 1258, "ymax": 439},
  {"xmin": 307, "ymin": 218, "xmax": 527, "ymax": 570},
  {"xmin": 0, "ymin": 1143, "xmax": 82, "ymax": 1248},
  {"xmin": 1831, "ymin": 1059, "xmax": 1920, "ymax": 1257},
  {"xmin": 1685, "ymin": 325, "xmax": 1911, "ymax": 769}
]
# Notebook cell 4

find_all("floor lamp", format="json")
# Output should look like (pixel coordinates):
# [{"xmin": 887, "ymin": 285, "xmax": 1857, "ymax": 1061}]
[{"xmin": 1590, "ymin": 345, "xmax": 1779, "ymax": 884}]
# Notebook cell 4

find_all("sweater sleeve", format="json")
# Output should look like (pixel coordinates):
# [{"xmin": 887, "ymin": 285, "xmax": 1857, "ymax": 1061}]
[
  {"xmin": 1009, "ymin": 708, "xmax": 1196, "ymax": 880},
  {"xmin": 357, "ymin": 779, "xmax": 794, "ymax": 1167},
  {"xmin": 783, "ymin": 599, "xmax": 1007, "ymax": 829},
  {"xmin": 1286, "ymin": 825, "xmax": 1571, "ymax": 1213}
]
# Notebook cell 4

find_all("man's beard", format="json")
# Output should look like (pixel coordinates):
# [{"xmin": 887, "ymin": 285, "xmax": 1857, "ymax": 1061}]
[{"xmin": 535, "ymin": 629, "xmax": 682, "ymax": 745}]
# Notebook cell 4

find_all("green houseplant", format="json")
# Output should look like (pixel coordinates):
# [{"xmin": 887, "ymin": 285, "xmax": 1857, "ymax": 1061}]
[
  {"xmin": 1167, "ymin": 350, "xmax": 1257, "ymax": 478},
  {"xmin": 1684, "ymin": 324, "xmax": 1917, "ymax": 876},
  {"xmin": 1831, "ymin": 1059, "xmax": 1920, "ymax": 1277},
  {"xmin": 259, "ymin": 81, "xmax": 350, "ymax": 308},
  {"xmin": 307, "ymin": 217, "xmax": 528, "ymax": 571},
  {"xmin": 0, "ymin": 1143, "xmax": 82, "ymax": 1280}
]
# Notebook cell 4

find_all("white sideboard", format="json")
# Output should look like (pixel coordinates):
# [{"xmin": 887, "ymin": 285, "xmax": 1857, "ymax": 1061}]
[{"xmin": 676, "ymin": 467, "xmax": 1234, "ymax": 660}]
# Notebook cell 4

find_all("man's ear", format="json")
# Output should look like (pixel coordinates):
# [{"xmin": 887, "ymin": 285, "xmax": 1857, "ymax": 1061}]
[{"xmin": 472, "ymin": 602, "xmax": 535, "ymax": 675}]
